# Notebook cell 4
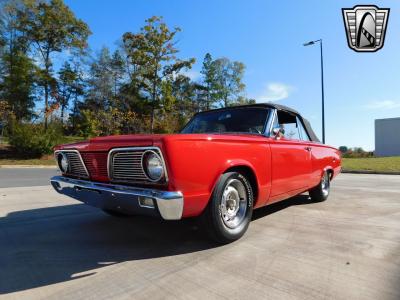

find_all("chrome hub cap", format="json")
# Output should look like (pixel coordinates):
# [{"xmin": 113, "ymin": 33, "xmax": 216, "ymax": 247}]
[
  {"xmin": 321, "ymin": 173, "xmax": 330, "ymax": 197},
  {"xmin": 220, "ymin": 179, "xmax": 247, "ymax": 229}
]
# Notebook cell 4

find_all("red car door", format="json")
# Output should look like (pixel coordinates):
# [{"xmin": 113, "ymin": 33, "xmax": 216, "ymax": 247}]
[{"xmin": 268, "ymin": 111, "xmax": 313, "ymax": 201}]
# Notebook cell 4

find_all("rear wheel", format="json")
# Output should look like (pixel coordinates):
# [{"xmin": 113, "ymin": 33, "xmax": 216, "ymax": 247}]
[
  {"xmin": 309, "ymin": 171, "xmax": 330, "ymax": 202},
  {"xmin": 201, "ymin": 172, "xmax": 254, "ymax": 244}
]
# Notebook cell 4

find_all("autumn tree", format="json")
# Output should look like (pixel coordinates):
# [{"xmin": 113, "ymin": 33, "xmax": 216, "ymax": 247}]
[
  {"xmin": 0, "ymin": 2, "xmax": 252, "ymax": 138},
  {"xmin": 17, "ymin": 0, "xmax": 90, "ymax": 129},
  {"xmin": 122, "ymin": 16, "xmax": 195, "ymax": 132}
]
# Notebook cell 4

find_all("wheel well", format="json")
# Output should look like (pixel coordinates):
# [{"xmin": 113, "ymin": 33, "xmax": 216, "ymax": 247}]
[
  {"xmin": 224, "ymin": 166, "xmax": 258, "ymax": 205},
  {"xmin": 326, "ymin": 168, "xmax": 334, "ymax": 180}
]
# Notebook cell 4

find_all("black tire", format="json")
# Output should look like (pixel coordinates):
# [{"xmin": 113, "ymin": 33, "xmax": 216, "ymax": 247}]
[
  {"xmin": 309, "ymin": 171, "xmax": 330, "ymax": 202},
  {"xmin": 201, "ymin": 172, "xmax": 254, "ymax": 244},
  {"xmin": 102, "ymin": 208, "xmax": 131, "ymax": 217}
]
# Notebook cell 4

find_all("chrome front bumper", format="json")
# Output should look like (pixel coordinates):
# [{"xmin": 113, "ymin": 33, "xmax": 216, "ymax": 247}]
[{"xmin": 50, "ymin": 176, "xmax": 183, "ymax": 220}]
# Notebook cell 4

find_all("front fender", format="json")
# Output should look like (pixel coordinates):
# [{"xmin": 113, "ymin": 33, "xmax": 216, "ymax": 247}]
[{"xmin": 162, "ymin": 136, "xmax": 271, "ymax": 217}]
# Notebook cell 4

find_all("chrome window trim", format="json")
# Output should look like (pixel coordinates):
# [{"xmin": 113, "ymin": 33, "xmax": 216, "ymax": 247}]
[
  {"xmin": 107, "ymin": 146, "xmax": 169, "ymax": 184},
  {"xmin": 265, "ymin": 109, "xmax": 278, "ymax": 137},
  {"xmin": 54, "ymin": 149, "xmax": 89, "ymax": 178},
  {"xmin": 296, "ymin": 116, "xmax": 312, "ymax": 141}
]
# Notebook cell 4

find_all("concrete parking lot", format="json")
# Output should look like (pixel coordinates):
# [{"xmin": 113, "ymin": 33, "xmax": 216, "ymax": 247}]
[{"xmin": 0, "ymin": 170, "xmax": 399, "ymax": 300}]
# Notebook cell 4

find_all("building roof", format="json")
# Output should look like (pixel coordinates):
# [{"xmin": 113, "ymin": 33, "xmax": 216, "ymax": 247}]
[{"xmin": 375, "ymin": 117, "xmax": 400, "ymax": 122}]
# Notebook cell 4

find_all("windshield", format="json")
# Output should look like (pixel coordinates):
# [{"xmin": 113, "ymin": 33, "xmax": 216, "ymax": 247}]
[{"xmin": 181, "ymin": 107, "xmax": 270, "ymax": 134}]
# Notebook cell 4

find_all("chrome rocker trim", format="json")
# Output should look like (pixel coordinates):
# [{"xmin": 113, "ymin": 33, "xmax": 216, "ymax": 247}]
[{"xmin": 50, "ymin": 176, "xmax": 183, "ymax": 220}]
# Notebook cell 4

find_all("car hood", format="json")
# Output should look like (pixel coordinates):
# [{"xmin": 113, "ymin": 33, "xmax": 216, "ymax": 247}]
[
  {"xmin": 55, "ymin": 134, "xmax": 167, "ymax": 152},
  {"xmin": 55, "ymin": 133, "xmax": 270, "ymax": 152}
]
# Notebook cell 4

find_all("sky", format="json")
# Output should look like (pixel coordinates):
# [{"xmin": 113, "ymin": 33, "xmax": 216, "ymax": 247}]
[{"xmin": 64, "ymin": 0, "xmax": 400, "ymax": 150}]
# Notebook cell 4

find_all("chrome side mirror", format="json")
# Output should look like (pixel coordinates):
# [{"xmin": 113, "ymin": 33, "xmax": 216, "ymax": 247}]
[{"xmin": 272, "ymin": 126, "xmax": 284, "ymax": 139}]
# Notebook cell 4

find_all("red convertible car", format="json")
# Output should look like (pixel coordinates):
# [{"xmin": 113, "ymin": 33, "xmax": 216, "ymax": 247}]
[{"xmin": 51, "ymin": 104, "xmax": 341, "ymax": 243}]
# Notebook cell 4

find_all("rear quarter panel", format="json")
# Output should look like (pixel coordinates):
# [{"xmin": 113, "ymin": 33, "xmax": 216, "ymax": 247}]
[
  {"xmin": 160, "ymin": 134, "xmax": 272, "ymax": 217},
  {"xmin": 310, "ymin": 143, "xmax": 342, "ymax": 187}
]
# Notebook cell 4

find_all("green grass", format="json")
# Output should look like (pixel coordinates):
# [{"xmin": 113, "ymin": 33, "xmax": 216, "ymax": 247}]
[{"xmin": 342, "ymin": 156, "xmax": 400, "ymax": 173}]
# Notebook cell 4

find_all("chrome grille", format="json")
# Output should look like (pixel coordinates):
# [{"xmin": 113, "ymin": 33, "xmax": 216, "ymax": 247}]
[
  {"xmin": 109, "ymin": 148, "xmax": 166, "ymax": 183},
  {"xmin": 58, "ymin": 150, "xmax": 89, "ymax": 178},
  {"xmin": 111, "ymin": 150, "xmax": 147, "ymax": 182}
]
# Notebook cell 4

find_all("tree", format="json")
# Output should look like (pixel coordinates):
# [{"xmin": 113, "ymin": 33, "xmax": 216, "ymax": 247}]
[
  {"xmin": 172, "ymin": 74, "xmax": 199, "ymax": 113},
  {"xmin": 68, "ymin": 59, "xmax": 85, "ymax": 132},
  {"xmin": 232, "ymin": 96, "xmax": 256, "ymax": 106},
  {"xmin": 200, "ymin": 53, "xmax": 218, "ymax": 110},
  {"xmin": 83, "ymin": 47, "xmax": 129, "ymax": 110},
  {"xmin": 110, "ymin": 49, "xmax": 125, "ymax": 99},
  {"xmin": 0, "ymin": 100, "xmax": 14, "ymax": 140},
  {"xmin": 122, "ymin": 16, "xmax": 195, "ymax": 132},
  {"xmin": 212, "ymin": 58, "xmax": 246, "ymax": 107},
  {"xmin": 199, "ymin": 55, "xmax": 246, "ymax": 108},
  {"xmin": 17, "ymin": 0, "xmax": 91, "ymax": 129},
  {"xmin": 57, "ymin": 61, "xmax": 79, "ymax": 124},
  {"xmin": 84, "ymin": 47, "xmax": 114, "ymax": 112},
  {"xmin": 0, "ymin": 0, "xmax": 36, "ymax": 121}
]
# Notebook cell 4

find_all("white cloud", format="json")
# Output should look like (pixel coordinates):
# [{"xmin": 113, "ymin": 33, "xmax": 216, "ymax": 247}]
[
  {"xmin": 257, "ymin": 82, "xmax": 293, "ymax": 102},
  {"xmin": 181, "ymin": 70, "xmax": 201, "ymax": 81},
  {"xmin": 365, "ymin": 100, "xmax": 400, "ymax": 110}
]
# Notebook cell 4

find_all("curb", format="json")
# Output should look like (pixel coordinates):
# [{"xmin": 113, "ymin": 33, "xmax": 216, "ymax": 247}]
[
  {"xmin": 0, "ymin": 165, "xmax": 56, "ymax": 169},
  {"xmin": 341, "ymin": 170, "xmax": 400, "ymax": 175}
]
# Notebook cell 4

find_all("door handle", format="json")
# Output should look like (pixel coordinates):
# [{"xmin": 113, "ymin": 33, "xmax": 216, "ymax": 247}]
[{"xmin": 304, "ymin": 146, "xmax": 312, "ymax": 151}]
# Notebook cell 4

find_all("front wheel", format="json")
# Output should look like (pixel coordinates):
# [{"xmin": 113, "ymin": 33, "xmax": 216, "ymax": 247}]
[
  {"xmin": 201, "ymin": 172, "xmax": 254, "ymax": 244},
  {"xmin": 309, "ymin": 171, "xmax": 330, "ymax": 202}
]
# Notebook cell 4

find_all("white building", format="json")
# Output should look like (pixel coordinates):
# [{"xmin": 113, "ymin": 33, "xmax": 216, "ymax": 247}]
[{"xmin": 375, "ymin": 117, "xmax": 400, "ymax": 157}]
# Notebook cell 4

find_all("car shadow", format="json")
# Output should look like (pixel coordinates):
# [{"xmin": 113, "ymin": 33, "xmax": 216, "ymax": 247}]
[
  {"xmin": 0, "ymin": 193, "xmax": 311, "ymax": 294},
  {"xmin": 252, "ymin": 194, "xmax": 312, "ymax": 221}
]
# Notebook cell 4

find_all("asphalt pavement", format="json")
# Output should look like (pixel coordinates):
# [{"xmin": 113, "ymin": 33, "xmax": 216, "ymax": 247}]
[
  {"xmin": 0, "ymin": 171, "xmax": 399, "ymax": 299},
  {"xmin": 0, "ymin": 167, "xmax": 58, "ymax": 188}
]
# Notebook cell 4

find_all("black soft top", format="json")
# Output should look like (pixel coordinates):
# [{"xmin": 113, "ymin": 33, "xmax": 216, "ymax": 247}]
[{"xmin": 196, "ymin": 103, "xmax": 321, "ymax": 143}]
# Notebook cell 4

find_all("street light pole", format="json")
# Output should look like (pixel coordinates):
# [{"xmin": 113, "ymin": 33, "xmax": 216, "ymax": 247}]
[{"xmin": 303, "ymin": 39, "xmax": 325, "ymax": 144}]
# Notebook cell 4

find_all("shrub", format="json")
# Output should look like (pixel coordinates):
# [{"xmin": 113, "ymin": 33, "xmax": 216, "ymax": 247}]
[
  {"xmin": 8, "ymin": 122, "xmax": 64, "ymax": 158},
  {"xmin": 342, "ymin": 147, "xmax": 374, "ymax": 158},
  {"xmin": 338, "ymin": 146, "xmax": 348, "ymax": 154}
]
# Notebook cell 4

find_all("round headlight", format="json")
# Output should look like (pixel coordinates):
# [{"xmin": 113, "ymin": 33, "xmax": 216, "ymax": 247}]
[
  {"xmin": 57, "ymin": 152, "xmax": 69, "ymax": 173},
  {"xmin": 142, "ymin": 150, "xmax": 164, "ymax": 181}
]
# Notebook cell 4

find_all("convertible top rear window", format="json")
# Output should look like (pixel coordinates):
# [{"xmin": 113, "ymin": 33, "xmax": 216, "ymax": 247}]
[{"xmin": 181, "ymin": 107, "xmax": 270, "ymax": 134}]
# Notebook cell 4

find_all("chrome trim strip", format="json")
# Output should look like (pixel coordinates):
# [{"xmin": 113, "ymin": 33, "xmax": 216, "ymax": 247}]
[
  {"xmin": 107, "ymin": 146, "xmax": 169, "ymax": 184},
  {"xmin": 50, "ymin": 176, "xmax": 183, "ymax": 220},
  {"xmin": 265, "ymin": 109, "xmax": 278, "ymax": 137},
  {"xmin": 54, "ymin": 149, "xmax": 89, "ymax": 178}
]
